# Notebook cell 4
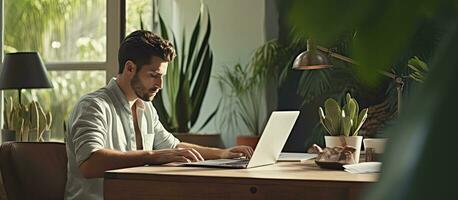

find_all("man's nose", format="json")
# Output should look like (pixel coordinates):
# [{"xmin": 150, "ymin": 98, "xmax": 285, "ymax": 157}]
[{"xmin": 156, "ymin": 77, "xmax": 163, "ymax": 89}]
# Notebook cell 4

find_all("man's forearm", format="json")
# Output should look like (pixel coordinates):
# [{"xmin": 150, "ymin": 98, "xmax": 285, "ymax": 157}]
[
  {"xmin": 176, "ymin": 142, "xmax": 224, "ymax": 159},
  {"xmin": 79, "ymin": 148, "xmax": 151, "ymax": 179}
]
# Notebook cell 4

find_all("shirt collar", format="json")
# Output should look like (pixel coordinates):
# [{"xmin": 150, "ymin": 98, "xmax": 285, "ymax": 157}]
[
  {"xmin": 106, "ymin": 78, "xmax": 131, "ymax": 112},
  {"xmin": 106, "ymin": 78, "xmax": 147, "ymax": 112}
]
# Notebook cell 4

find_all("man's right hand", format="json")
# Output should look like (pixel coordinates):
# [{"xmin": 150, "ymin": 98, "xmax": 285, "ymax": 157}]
[
  {"xmin": 147, "ymin": 148, "xmax": 204, "ymax": 165},
  {"xmin": 79, "ymin": 148, "xmax": 204, "ymax": 178}
]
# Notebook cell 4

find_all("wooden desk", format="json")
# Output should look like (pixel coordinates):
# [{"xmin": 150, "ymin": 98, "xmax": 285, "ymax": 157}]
[{"xmin": 104, "ymin": 161, "xmax": 378, "ymax": 200}]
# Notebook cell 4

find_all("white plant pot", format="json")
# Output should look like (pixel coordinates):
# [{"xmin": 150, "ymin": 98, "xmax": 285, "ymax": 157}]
[
  {"xmin": 325, "ymin": 136, "xmax": 363, "ymax": 163},
  {"xmin": 363, "ymin": 138, "xmax": 387, "ymax": 154}
]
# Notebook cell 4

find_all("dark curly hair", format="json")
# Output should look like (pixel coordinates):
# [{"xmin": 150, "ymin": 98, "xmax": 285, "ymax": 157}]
[{"xmin": 118, "ymin": 30, "xmax": 176, "ymax": 74}]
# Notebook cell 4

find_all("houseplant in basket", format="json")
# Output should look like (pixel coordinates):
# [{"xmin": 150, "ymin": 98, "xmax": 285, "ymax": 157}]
[{"xmin": 317, "ymin": 93, "xmax": 368, "ymax": 164}]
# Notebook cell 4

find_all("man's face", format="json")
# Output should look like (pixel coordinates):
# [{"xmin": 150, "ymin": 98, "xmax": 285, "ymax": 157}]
[{"xmin": 130, "ymin": 57, "xmax": 168, "ymax": 101}]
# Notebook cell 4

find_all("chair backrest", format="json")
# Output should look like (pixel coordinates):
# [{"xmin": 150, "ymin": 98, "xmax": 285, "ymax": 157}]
[{"xmin": 0, "ymin": 142, "xmax": 67, "ymax": 200}]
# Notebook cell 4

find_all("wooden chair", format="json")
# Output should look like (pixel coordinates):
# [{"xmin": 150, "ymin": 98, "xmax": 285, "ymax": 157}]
[{"xmin": 0, "ymin": 142, "xmax": 67, "ymax": 200}]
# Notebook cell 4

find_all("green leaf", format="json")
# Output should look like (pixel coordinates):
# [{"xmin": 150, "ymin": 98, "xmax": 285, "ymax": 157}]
[
  {"xmin": 346, "ymin": 93, "xmax": 352, "ymax": 105},
  {"xmin": 342, "ymin": 115, "xmax": 352, "ymax": 137},
  {"xmin": 152, "ymin": 91, "xmax": 173, "ymax": 131},
  {"xmin": 185, "ymin": 10, "xmax": 202, "ymax": 75},
  {"xmin": 158, "ymin": 14, "xmax": 169, "ymax": 40},
  {"xmin": 324, "ymin": 117, "xmax": 336, "ymax": 136},
  {"xmin": 180, "ymin": 29, "xmax": 187, "ymax": 76},
  {"xmin": 175, "ymin": 70, "xmax": 191, "ymax": 133},
  {"xmin": 351, "ymin": 98, "xmax": 360, "ymax": 134},
  {"xmin": 353, "ymin": 108, "xmax": 368, "ymax": 136},
  {"xmin": 191, "ymin": 47, "xmax": 213, "ymax": 126},
  {"xmin": 324, "ymin": 98, "xmax": 342, "ymax": 134},
  {"xmin": 347, "ymin": 98, "xmax": 357, "ymax": 120},
  {"xmin": 318, "ymin": 107, "xmax": 331, "ymax": 135},
  {"xmin": 191, "ymin": 9, "xmax": 212, "ymax": 84}
]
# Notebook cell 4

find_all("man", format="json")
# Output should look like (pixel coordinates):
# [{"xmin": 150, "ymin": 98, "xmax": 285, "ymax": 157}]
[{"xmin": 64, "ymin": 30, "xmax": 253, "ymax": 200}]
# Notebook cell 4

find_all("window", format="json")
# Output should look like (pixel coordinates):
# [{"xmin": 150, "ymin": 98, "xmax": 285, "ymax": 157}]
[
  {"xmin": 1, "ymin": 0, "xmax": 121, "ymax": 141},
  {"xmin": 4, "ymin": 0, "xmax": 107, "ymax": 62},
  {"xmin": 126, "ymin": 0, "xmax": 155, "ymax": 35}
]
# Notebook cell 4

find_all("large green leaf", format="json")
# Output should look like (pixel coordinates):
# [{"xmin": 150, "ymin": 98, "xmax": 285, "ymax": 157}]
[
  {"xmin": 190, "ymin": 47, "xmax": 213, "ymax": 126},
  {"xmin": 191, "ymin": 11, "xmax": 212, "ymax": 84},
  {"xmin": 158, "ymin": 15, "xmax": 169, "ymax": 40},
  {"xmin": 185, "ymin": 12, "xmax": 202, "ymax": 76}
]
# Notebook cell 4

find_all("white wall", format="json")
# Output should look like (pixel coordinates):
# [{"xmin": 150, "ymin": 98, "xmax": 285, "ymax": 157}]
[{"xmin": 164, "ymin": 0, "xmax": 266, "ymax": 146}]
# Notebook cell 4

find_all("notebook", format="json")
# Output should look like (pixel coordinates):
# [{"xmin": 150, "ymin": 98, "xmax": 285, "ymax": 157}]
[{"xmin": 277, "ymin": 152, "xmax": 317, "ymax": 162}]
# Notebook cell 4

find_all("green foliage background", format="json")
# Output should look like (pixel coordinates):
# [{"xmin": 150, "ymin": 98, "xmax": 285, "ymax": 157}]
[
  {"xmin": 287, "ymin": 0, "xmax": 458, "ymax": 199},
  {"xmin": 3, "ymin": 0, "xmax": 108, "ymax": 140}
]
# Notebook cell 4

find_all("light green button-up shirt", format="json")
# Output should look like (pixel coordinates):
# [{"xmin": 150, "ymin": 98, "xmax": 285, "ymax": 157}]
[{"xmin": 64, "ymin": 78, "xmax": 179, "ymax": 200}]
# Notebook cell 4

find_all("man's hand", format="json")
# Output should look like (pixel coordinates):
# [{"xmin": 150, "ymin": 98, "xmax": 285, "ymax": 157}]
[
  {"xmin": 175, "ymin": 142, "xmax": 254, "ymax": 160},
  {"xmin": 220, "ymin": 145, "xmax": 254, "ymax": 159},
  {"xmin": 79, "ymin": 148, "xmax": 204, "ymax": 178},
  {"xmin": 147, "ymin": 148, "xmax": 204, "ymax": 165}
]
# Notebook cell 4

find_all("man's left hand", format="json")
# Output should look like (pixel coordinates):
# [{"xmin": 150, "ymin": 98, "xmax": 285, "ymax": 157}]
[{"xmin": 220, "ymin": 145, "xmax": 254, "ymax": 159}]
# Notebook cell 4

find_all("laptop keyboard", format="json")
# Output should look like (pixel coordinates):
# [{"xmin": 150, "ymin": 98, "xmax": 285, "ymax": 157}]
[
  {"xmin": 220, "ymin": 159, "xmax": 249, "ymax": 166},
  {"xmin": 192, "ymin": 158, "xmax": 250, "ymax": 166}
]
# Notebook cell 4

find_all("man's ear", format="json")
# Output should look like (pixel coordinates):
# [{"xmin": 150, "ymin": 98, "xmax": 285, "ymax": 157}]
[{"xmin": 124, "ymin": 60, "xmax": 137, "ymax": 75}]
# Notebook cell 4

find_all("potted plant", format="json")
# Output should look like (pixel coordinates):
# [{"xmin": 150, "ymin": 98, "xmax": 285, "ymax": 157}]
[
  {"xmin": 152, "ymin": 5, "xmax": 222, "ymax": 147},
  {"xmin": 2, "ymin": 97, "xmax": 52, "ymax": 142},
  {"xmin": 362, "ymin": 56, "xmax": 429, "ymax": 161},
  {"xmin": 318, "ymin": 93, "xmax": 368, "ymax": 163},
  {"xmin": 216, "ymin": 64, "xmax": 267, "ymax": 149}
]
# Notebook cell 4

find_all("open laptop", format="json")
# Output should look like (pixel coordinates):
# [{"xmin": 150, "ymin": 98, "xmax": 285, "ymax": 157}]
[{"xmin": 184, "ymin": 111, "xmax": 300, "ymax": 169}]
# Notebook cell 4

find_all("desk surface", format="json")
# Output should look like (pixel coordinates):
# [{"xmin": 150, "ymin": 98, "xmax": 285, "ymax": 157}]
[
  {"xmin": 105, "ymin": 161, "xmax": 378, "ymax": 200},
  {"xmin": 105, "ymin": 161, "xmax": 378, "ymax": 183}
]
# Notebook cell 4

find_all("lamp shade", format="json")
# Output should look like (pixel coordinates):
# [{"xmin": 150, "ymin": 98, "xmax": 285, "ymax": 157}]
[
  {"xmin": 0, "ymin": 52, "xmax": 53, "ymax": 90},
  {"xmin": 292, "ymin": 40, "xmax": 331, "ymax": 70},
  {"xmin": 292, "ymin": 50, "xmax": 331, "ymax": 70}
]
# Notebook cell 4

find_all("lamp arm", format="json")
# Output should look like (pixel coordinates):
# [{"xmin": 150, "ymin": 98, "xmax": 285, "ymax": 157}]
[
  {"xmin": 316, "ymin": 45, "xmax": 403, "ymax": 114},
  {"xmin": 316, "ymin": 46, "xmax": 357, "ymax": 65},
  {"xmin": 316, "ymin": 45, "xmax": 397, "ymax": 79}
]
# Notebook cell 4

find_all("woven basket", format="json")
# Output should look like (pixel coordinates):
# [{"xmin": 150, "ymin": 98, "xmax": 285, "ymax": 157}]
[{"xmin": 359, "ymin": 98, "xmax": 397, "ymax": 137}]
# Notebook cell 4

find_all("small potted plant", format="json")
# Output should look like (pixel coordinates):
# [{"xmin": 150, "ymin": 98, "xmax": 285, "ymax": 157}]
[
  {"xmin": 318, "ymin": 93, "xmax": 368, "ymax": 163},
  {"xmin": 2, "ymin": 97, "xmax": 52, "ymax": 142}
]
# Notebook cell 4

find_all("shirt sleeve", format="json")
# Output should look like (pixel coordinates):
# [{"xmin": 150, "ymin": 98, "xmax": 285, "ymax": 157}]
[
  {"xmin": 151, "ymin": 106, "xmax": 180, "ymax": 149},
  {"xmin": 69, "ymin": 99, "xmax": 108, "ymax": 166}
]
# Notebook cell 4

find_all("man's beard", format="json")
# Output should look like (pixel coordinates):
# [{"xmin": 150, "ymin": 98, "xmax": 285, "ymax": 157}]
[{"xmin": 130, "ymin": 73, "xmax": 158, "ymax": 101}]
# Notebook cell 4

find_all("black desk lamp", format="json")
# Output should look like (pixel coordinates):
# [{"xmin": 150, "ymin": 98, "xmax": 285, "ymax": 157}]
[
  {"xmin": 292, "ymin": 40, "xmax": 404, "ymax": 114},
  {"xmin": 0, "ymin": 52, "xmax": 53, "ymax": 104}
]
